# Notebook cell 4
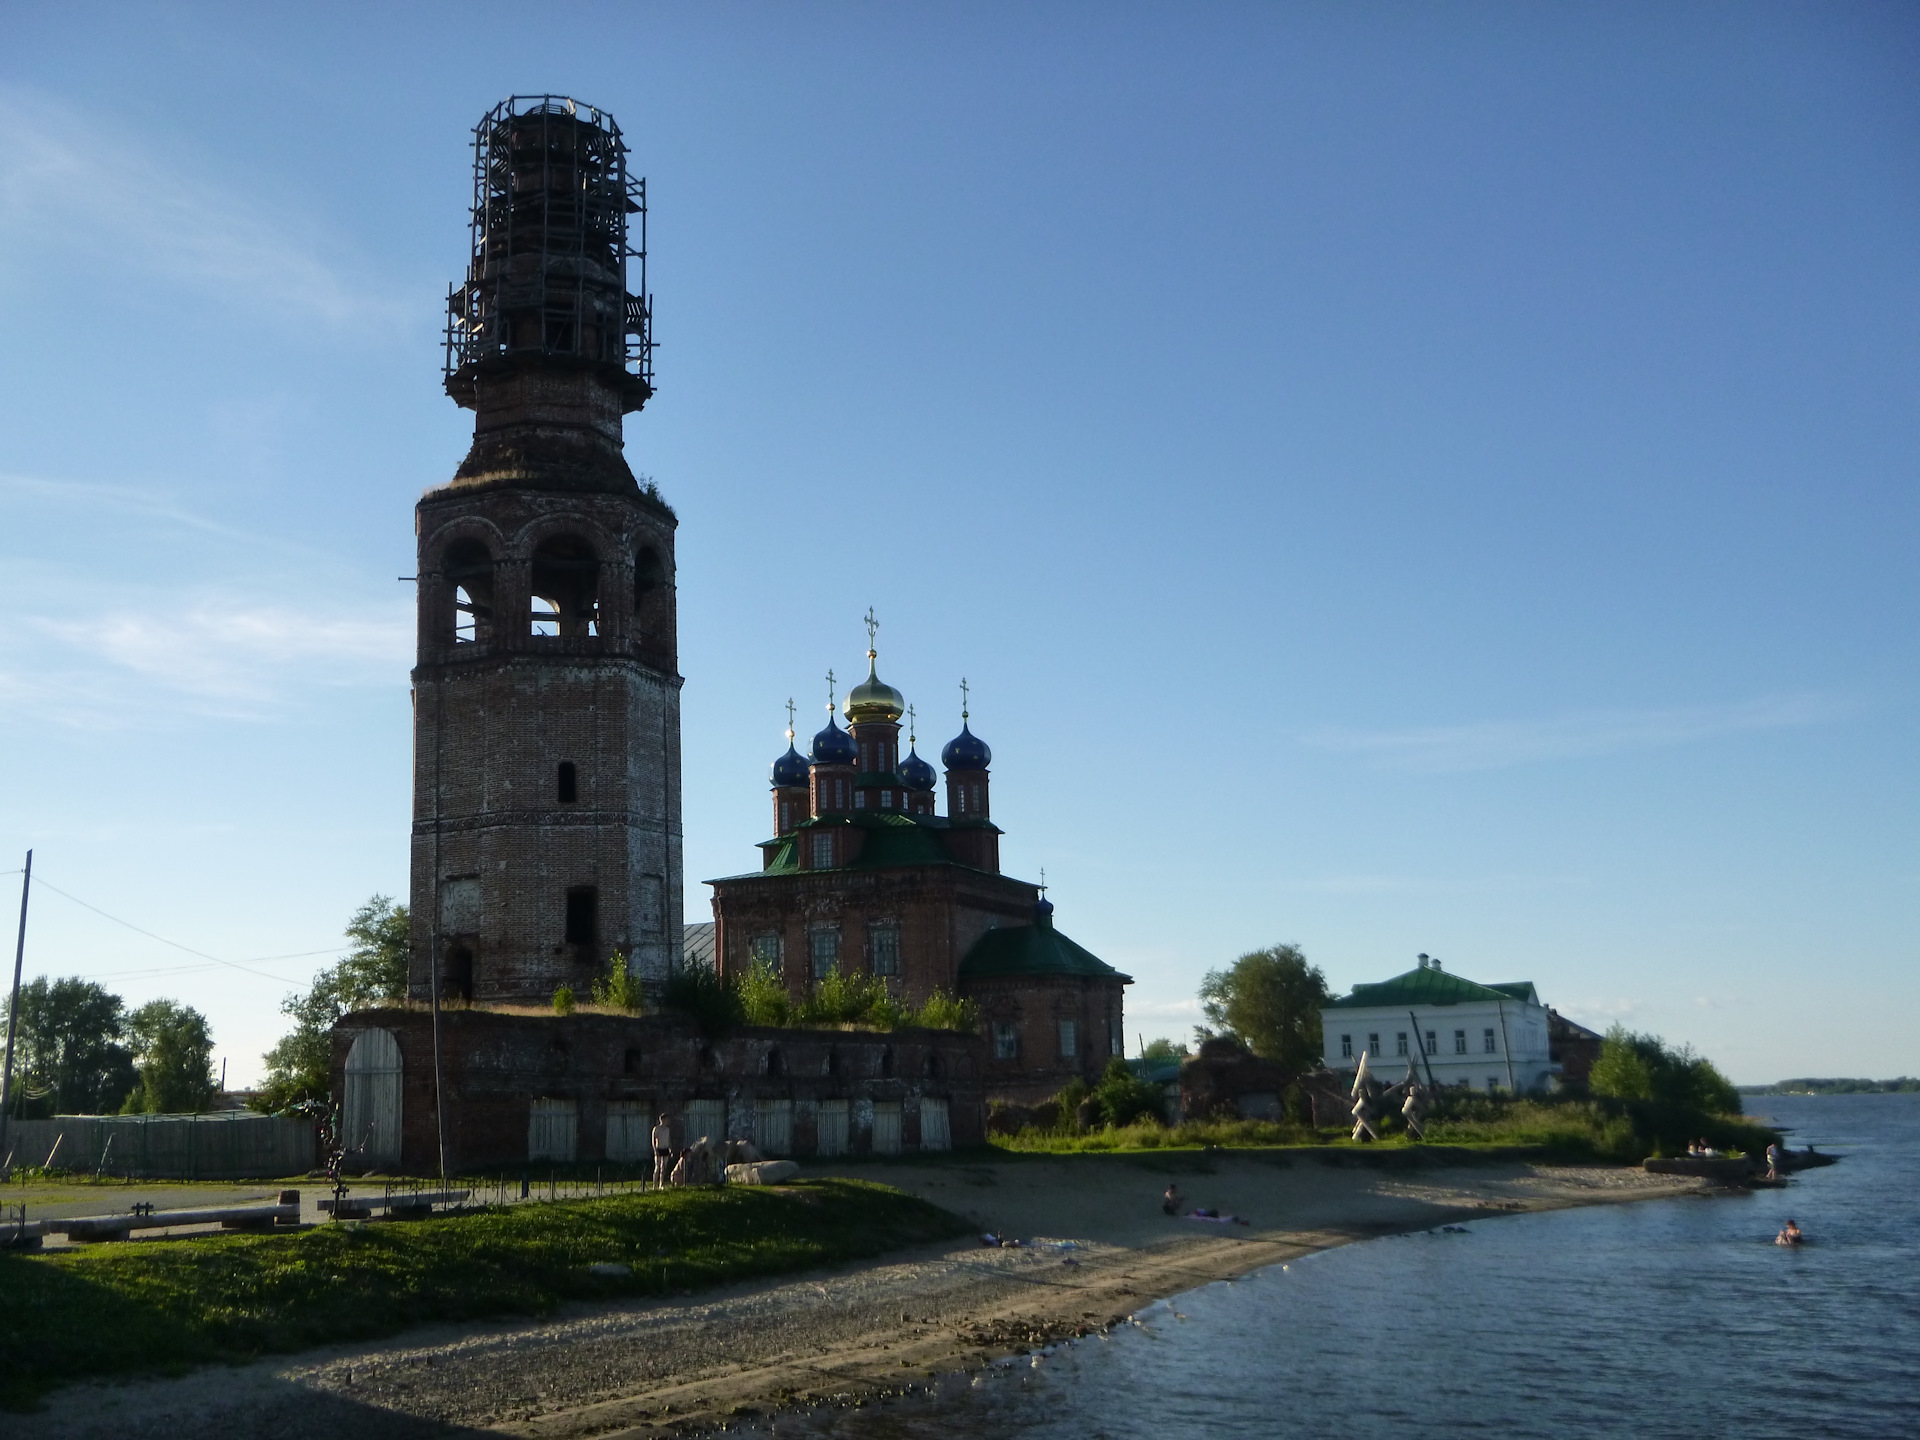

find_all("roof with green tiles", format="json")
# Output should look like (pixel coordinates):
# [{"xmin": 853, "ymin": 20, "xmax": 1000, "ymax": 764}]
[
  {"xmin": 727, "ymin": 810, "xmax": 1003, "ymax": 879},
  {"xmin": 958, "ymin": 916, "xmax": 1131, "ymax": 983},
  {"xmin": 1325, "ymin": 967, "xmax": 1539, "ymax": 1009}
]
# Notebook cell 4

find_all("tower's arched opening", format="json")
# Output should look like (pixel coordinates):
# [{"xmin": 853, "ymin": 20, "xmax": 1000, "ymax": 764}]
[
  {"xmin": 531, "ymin": 536, "xmax": 600, "ymax": 637},
  {"xmin": 444, "ymin": 539, "xmax": 494, "ymax": 645},
  {"xmin": 634, "ymin": 545, "xmax": 667, "ymax": 639}
]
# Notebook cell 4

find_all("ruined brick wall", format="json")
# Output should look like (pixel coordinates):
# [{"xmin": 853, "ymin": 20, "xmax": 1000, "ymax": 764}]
[
  {"xmin": 331, "ymin": 1008, "xmax": 986, "ymax": 1174},
  {"xmin": 961, "ymin": 973, "xmax": 1127, "ymax": 1105},
  {"xmin": 410, "ymin": 482, "xmax": 683, "ymax": 1005}
]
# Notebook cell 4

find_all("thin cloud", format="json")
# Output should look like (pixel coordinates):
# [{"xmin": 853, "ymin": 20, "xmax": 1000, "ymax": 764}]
[
  {"xmin": 1304, "ymin": 693, "xmax": 1856, "ymax": 773},
  {"xmin": 0, "ymin": 85, "xmax": 409, "ymax": 331}
]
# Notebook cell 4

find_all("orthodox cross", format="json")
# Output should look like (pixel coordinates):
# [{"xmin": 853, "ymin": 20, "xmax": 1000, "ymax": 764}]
[
  {"xmin": 1039, "ymin": 867, "xmax": 1048, "ymax": 897},
  {"xmin": 959, "ymin": 676, "xmax": 970, "ymax": 721},
  {"xmin": 825, "ymin": 669, "xmax": 837, "ymax": 712},
  {"xmin": 864, "ymin": 606, "xmax": 879, "ymax": 656},
  {"xmin": 906, "ymin": 703, "xmax": 917, "ymax": 745},
  {"xmin": 784, "ymin": 697, "xmax": 796, "ymax": 741}
]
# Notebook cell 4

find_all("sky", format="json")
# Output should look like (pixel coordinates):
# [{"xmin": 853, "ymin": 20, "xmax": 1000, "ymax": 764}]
[{"xmin": 0, "ymin": 3, "xmax": 1914, "ymax": 1087}]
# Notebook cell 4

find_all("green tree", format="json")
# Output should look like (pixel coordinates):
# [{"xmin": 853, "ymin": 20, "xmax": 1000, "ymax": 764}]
[
  {"xmin": 1, "ymin": 977, "xmax": 136, "ymax": 1116},
  {"xmin": 1093, "ymin": 1057, "xmax": 1165, "ymax": 1127},
  {"xmin": 256, "ymin": 895, "xmax": 410, "ymax": 1112},
  {"xmin": 1590, "ymin": 1025, "xmax": 1742, "ymax": 1116},
  {"xmin": 1197, "ymin": 943, "xmax": 1330, "ymax": 1072},
  {"xmin": 122, "ymin": 1000, "xmax": 217, "ymax": 1114},
  {"xmin": 1140, "ymin": 1037, "xmax": 1191, "ymax": 1063}
]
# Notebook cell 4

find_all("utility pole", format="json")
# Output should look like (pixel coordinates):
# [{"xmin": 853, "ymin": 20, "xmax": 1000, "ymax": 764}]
[{"xmin": 0, "ymin": 850, "xmax": 33, "ymax": 1168}]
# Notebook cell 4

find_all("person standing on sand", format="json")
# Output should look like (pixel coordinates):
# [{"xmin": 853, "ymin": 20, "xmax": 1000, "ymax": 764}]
[
  {"xmin": 1163, "ymin": 1183, "xmax": 1184, "ymax": 1216},
  {"xmin": 652, "ymin": 1114, "xmax": 675, "ymax": 1187},
  {"xmin": 1766, "ymin": 1142, "xmax": 1783, "ymax": 1181}
]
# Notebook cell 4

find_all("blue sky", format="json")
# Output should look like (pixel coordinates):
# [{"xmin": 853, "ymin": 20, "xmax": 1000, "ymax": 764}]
[{"xmin": 0, "ymin": 3, "xmax": 1913, "ymax": 1086}]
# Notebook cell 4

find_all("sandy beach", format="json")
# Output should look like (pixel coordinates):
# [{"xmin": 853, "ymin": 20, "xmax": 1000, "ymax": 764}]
[{"xmin": 24, "ymin": 1151, "xmax": 1706, "ymax": 1438}]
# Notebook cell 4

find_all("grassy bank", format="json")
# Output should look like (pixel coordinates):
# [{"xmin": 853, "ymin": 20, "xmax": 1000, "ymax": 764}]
[
  {"xmin": 993, "ymin": 1095, "xmax": 1780, "ymax": 1162},
  {"xmin": 0, "ymin": 1179, "xmax": 968, "ymax": 1410}
]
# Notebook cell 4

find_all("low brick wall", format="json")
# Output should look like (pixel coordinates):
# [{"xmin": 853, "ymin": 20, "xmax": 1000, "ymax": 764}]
[{"xmin": 331, "ymin": 1008, "xmax": 987, "ymax": 1174}]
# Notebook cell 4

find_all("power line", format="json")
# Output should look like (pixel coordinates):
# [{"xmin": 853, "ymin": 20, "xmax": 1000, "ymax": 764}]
[{"xmin": 30, "ymin": 878, "xmax": 335, "ymax": 985}]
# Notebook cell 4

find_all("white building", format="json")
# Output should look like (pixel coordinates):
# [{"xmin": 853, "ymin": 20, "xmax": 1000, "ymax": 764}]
[{"xmin": 1320, "ymin": 956, "xmax": 1555, "ymax": 1094}]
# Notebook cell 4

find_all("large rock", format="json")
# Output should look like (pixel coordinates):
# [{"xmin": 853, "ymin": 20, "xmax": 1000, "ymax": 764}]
[{"xmin": 725, "ymin": 1160, "xmax": 799, "ymax": 1185}]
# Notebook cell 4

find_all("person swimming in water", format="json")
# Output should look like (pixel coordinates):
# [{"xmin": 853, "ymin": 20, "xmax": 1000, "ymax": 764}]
[{"xmin": 1776, "ymin": 1218, "xmax": 1803, "ymax": 1246}]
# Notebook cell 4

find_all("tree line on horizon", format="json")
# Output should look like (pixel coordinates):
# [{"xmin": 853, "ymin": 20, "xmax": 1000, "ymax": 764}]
[{"xmin": 1, "ymin": 982, "xmax": 217, "ymax": 1119}]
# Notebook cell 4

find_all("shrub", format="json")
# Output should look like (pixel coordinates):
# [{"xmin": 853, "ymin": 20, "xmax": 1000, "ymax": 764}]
[
  {"xmin": 904, "ymin": 990, "xmax": 977, "ymax": 1032},
  {"xmin": 590, "ymin": 952, "xmax": 643, "ymax": 1014},
  {"xmin": 662, "ymin": 966, "xmax": 744, "ymax": 1037},
  {"xmin": 1591, "ymin": 1026, "xmax": 1742, "ymax": 1115},
  {"xmin": 1093, "ymin": 1058, "xmax": 1165, "ymax": 1127},
  {"xmin": 551, "ymin": 986, "xmax": 575, "ymax": 1016}
]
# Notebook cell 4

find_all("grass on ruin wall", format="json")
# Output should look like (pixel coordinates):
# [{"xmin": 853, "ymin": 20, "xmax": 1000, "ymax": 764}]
[{"xmin": 0, "ymin": 1179, "xmax": 969, "ymax": 1411}]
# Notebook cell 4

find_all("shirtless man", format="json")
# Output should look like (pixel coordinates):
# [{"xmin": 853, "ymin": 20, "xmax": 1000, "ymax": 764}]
[
  {"xmin": 651, "ymin": 1113, "xmax": 674, "ymax": 1187},
  {"xmin": 1776, "ymin": 1218, "xmax": 1803, "ymax": 1246}
]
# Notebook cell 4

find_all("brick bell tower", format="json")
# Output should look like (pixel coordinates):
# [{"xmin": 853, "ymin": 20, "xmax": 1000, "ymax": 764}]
[{"xmin": 409, "ymin": 96, "xmax": 681, "ymax": 1006}]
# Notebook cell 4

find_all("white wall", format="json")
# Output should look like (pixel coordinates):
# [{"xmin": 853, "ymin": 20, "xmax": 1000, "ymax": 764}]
[{"xmin": 1321, "ymin": 999, "xmax": 1554, "ymax": 1093}]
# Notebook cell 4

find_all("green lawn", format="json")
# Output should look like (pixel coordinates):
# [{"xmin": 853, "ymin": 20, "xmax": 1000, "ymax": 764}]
[{"xmin": 0, "ymin": 1179, "xmax": 969, "ymax": 1410}]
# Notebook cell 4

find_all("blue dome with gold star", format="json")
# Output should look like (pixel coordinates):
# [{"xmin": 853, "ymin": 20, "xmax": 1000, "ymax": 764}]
[
  {"xmin": 770, "ymin": 743, "xmax": 809, "ymax": 788},
  {"xmin": 941, "ymin": 722, "xmax": 991, "ymax": 771},
  {"xmin": 811, "ymin": 717, "xmax": 858, "ymax": 765},
  {"xmin": 898, "ymin": 746, "xmax": 937, "ymax": 791}
]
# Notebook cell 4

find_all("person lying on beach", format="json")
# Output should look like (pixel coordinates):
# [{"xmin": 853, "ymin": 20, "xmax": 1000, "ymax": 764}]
[
  {"xmin": 1162, "ymin": 1184, "xmax": 1183, "ymax": 1216},
  {"xmin": 1776, "ymin": 1219, "xmax": 1803, "ymax": 1246},
  {"xmin": 1183, "ymin": 1208, "xmax": 1251, "ymax": 1226}
]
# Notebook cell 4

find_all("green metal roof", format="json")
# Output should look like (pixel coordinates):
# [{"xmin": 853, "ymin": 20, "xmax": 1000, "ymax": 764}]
[
  {"xmin": 958, "ymin": 919, "xmax": 1130, "ymax": 983},
  {"xmin": 1326, "ymin": 966, "xmax": 1535, "ymax": 1009},
  {"xmin": 733, "ymin": 811, "xmax": 989, "ymax": 879}
]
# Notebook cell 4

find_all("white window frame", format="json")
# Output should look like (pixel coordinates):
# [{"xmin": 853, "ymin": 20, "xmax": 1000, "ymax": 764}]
[
  {"xmin": 993, "ymin": 1022, "xmax": 1019, "ymax": 1059},
  {"xmin": 869, "ymin": 923, "xmax": 901, "ymax": 977},
  {"xmin": 1059, "ymin": 1019, "xmax": 1079, "ymax": 1060},
  {"xmin": 808, "ymin": 926, "xmax": 840, "ymax": 978}
]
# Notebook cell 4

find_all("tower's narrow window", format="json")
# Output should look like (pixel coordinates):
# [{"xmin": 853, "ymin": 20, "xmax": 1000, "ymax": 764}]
[
  {"xmin": 443, "ymin": 946, "xmax": 474, "ymax": 1002},
  {"xmin": 444, "ymin": 539, "xmax": 494, "ymax": 646},
  {"xmin": 808, "ymin": 925, "xmax": 839, "ymax": 977},
  {"xmin": 811, "ymin": 832, "xmax": 834, "ymax": 869},
  {"xmin": 993, "ymin": 1022, "xmax": 1019, "ymax": 1060},
  {"xmin": 564, "ymin": 886, "xmax": 598, "ymax": 947},
  {"xmin": 531, "ymin": 536, "xmax": 601, "ymax": 638},
  {"xmin": 557, "ymin": 761, "xmax": 578, "ymax": 804},
  {"xmin": 1058, "ymin": 1020, "xmax": 1079, "ymax": 1060}
]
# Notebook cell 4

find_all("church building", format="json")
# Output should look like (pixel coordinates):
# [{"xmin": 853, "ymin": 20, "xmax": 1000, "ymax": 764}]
[{"xmin": 707, "ymin": 631, "xmax": 1129, "ymax": 1102}]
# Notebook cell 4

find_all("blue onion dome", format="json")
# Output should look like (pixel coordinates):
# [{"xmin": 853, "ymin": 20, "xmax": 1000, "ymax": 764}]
[
  {"xmin": 770, "ymin": 743, "xmax": 809, "ymax": 788},
  {"xmin": 1034, "ymin": 897, "xmax": 1055, "ymax": 924},
  {"xmin": 843, "ymin": 656, "xmax": 905, "ymax": 725},
  {"xmin": 898, "ymin": 746, "xmax": 937, "ymax": 791},
  {"xmin": 941, "ymin": 721, "xmax": 991, "ymax": 770},
  {"xmin": 811, "ymin": 716, "xmax": 858, "ymax": 766}
]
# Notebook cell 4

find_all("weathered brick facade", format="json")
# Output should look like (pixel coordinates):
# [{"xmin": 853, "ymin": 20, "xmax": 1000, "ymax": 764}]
[
  {"xmin": 409, "ymin": 98, "xmax": 682, "ymax": 1006},
  {"xmin": 332, "ymin": 1009, "xmax": 986, "ymax": 1173}
]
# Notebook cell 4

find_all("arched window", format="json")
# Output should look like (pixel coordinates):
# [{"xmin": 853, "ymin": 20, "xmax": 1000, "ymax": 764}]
[
  {"xmin": 633, "ymin": 545, "xmax": 668, "ymax": 643},
  {"xmin": 530, "ymin": 536, "xmax": 600, "ymax": 638},
  {"xmin": 444, "ymin": 540, "xmax": 494, "ymax": 645}
]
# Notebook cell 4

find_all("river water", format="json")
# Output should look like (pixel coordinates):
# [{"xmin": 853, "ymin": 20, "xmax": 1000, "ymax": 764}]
[{"xmin": 759, "ymin": 1094, "xmax": 1918, "ymax": 1440}]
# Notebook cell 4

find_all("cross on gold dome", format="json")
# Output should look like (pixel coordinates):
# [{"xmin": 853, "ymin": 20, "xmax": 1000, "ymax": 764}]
[{"xmin": 864, "ymin": 606, "xmax": 879, "ymax": 660}]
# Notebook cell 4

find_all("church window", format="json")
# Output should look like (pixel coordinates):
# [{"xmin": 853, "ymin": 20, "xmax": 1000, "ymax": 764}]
[
  {"xmin": 1058, "ymin": 1020, "xmax": 1078, "ymax": 1060},
  {"xmin": 1396, "ymin": 1032, "xmax": 1408, "ymax": 1057},
  {"xmin": 808, "ymin": 926, "xmax": 839, "ymax": 977},
  {"xmin": 530, "ymin": 535, "xmax": 600, "ymax": 638},
  {"xmin": 880, "ymin": 790, "xmax": 893, "ymax": 809},
  {"xmin": 993, "ymin": 1023, "xmax": 1019, "ymax": 1060},
  {"xmin": 750, "ymin": 933, "xmax": 781, "ymax": 969},
  {"xmin": 1424, "ymin": 1030, "xmax": 1437, "ymax": 1055},
  {"xmin": 1484, "ymin": 1028, "xmax": 1498, "ymax": 1054},
  {"xmin": 870, "ymin": 924, "xmax": 900, "ymax": 976},
  {"xmin": 835, "ymin": 778, "xmax": 846, "ymax": 809},
  {"xmin": 557, "ymin": 762, "xmax": 577, "ymax": 804},
  {"xmin": 1454, "ymin": 1029, "xmax": 1468, "ymax": 1054},
  {"xmin": 780, "ymin": 801, "xmax": 792, "ymax": 829},
  {"xmin": 854, "ymin": 790, "xmax": 866, "ymax": 809},
  {"xmin": 1109, "ymin": 1015, "xmax": 1123, "ymax": 1057},
  {"xmin": 1339, "ymin": 1034, "xmax": 1352, "ymax": 1059},
  {"xmin": 442, "ymin": 945, "xmax": 473, "ymax": 1002},
  {"xmin": 564, "ymin": 886, "xmax": 598, "ymax": 947},
  {"xmin": 1367, "ymin": 1032, "xmax": 1379, "ymax": 1056},
  {"xmin": 811, "ymin": 832, "xmax": 833, "ymax": 868},
  {"xmin": 955, "ymin": 788, "xmax": 967, "ymax": 815}
]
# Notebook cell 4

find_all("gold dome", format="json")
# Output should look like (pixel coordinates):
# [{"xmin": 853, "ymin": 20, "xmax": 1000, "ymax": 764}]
[{"xmin": 842, "ymin": 654, "xmax": 905, "ymax": 725}]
